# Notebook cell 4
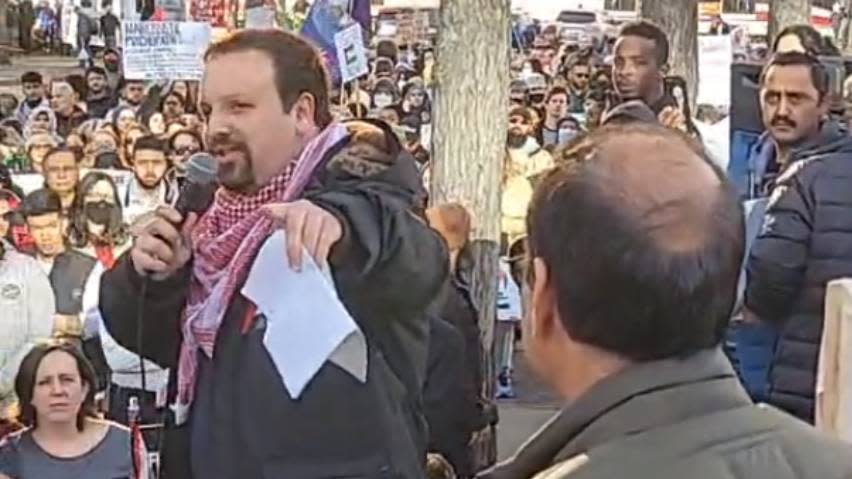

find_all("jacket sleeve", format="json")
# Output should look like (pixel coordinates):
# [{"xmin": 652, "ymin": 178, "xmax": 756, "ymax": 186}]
[
  {"xmin": 745, "ymin": 167, "xmax": 815, "ymax": 323},
  {"xmin": 98, "ymin": 252, "xmax": 190, "ymax": 369},
  {"xmin": 0, "ymin": 261, "xmax": 55, "ymax": 401},
  {"xmin": 309, "ymin": 178, "xmax": 449, "ymax": 316}
]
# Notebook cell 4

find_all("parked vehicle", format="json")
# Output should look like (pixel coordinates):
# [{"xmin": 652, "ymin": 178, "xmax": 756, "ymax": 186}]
[{"xmin": 555, "ymin": 10, "xmax": 617, "ymax": 48}]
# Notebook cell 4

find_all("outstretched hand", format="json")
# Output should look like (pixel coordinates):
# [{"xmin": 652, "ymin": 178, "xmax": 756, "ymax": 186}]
[{"xmin": 262, "ymin": 200, "xmax": 343, "ymax": 271}]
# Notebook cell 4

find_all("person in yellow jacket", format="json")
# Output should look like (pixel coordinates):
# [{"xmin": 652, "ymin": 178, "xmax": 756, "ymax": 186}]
[{"xmin": 502, "ymin": 106, "xmax": 553, "ymax": 247}]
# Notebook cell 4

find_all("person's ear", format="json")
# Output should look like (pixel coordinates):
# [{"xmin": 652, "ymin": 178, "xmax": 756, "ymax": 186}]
[
  {"xmin": 289, "ymin": 91, "xmax": 318, "ymax": 133},
  {"xmin": 529, "ymin": 257, "xmax": 558, "ymax": 341},
  {"xmin": 660, "ymin": 63, "xmax": 670, "ymax": 76}
]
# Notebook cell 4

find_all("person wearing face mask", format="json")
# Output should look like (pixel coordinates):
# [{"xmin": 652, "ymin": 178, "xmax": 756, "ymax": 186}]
[
  {"xmin": 67, "ymin": 172, "xmax": 129, "ymax": 270},
  {"xmin": 123, "ymin": 135, "xmax": 176, "ymax": 226},
  {"xmin": 371, "ymin": 78, "xmax": 400, "ymax": 112},
  {"xmin": 555, "ymin": 116, "xmax": 582, "ymax": 147}
]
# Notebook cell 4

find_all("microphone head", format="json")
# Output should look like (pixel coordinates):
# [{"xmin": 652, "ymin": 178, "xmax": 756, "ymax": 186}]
[
  {"xmin": 175, "ymin": 152, "xmax": 218, "ymax": 217},
  {"xmin": 185, "ymin": 152, "xmax": 217, "ymax": 185}
]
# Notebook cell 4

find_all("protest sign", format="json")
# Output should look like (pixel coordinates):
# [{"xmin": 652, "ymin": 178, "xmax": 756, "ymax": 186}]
[
  {"xmin": 122, "ymin": 21, "xmax": 212, "ymax": 81},
  {"xmin": 697, "ymin": 35, "xmax": 733, "ymax": 107},
  {"xmin": 334, "ymin": 23, "xmax": 369, "ymax": 84}
]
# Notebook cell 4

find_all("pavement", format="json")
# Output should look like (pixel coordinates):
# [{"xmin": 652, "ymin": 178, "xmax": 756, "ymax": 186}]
[{"xmin": 495, "ymin": 348, "xmax": 562, "ymax": 461}]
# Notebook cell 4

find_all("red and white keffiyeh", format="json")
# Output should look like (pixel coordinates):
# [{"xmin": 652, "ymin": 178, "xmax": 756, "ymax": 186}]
[{"xmin": 176, "ymin": 123, "xmax": 349, "ymax": 416}]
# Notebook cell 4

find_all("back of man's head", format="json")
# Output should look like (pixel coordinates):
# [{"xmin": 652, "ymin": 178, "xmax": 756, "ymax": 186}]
[{"xmin": 528, "ymin": 123, "xmax": 744, "ymax": 361}]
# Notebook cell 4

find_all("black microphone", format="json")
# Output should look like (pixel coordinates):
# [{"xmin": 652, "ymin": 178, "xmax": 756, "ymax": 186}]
[
  {"xmin": 136, "ymin": 153, "xmax": 217, "ymax": 395},
  {"xmin": 173, "ymin": 152, "xmax": 218, "ymax": 222}
]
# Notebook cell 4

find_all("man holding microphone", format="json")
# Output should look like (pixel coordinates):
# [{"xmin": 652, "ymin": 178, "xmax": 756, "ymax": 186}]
[{"xmin": 99, "ymin": 29, "xmax": 447, "ymax": 478}]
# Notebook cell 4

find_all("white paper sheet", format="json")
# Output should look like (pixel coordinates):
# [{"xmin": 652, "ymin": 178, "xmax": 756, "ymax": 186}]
[{"xmin": 241, "ymin": 230, "xmax": 368, "ymax": 399}]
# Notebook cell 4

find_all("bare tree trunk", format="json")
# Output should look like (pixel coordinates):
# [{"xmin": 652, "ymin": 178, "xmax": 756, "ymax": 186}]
[
  {"xmin": 840, "ymin": 0, "xmax": 852, "ymax": 53},
  {"xmin": 638, "ymin": 0, "xmax": 699, "ymax": 110},
  {"xmin": 0, "ymin": 0, "xmax": 8, "ymax": 45},
  {"xmin": 768, "ymin": 0, "xmax": 811, "ymax": 45},
  {"xmin": 430, "ymin": 0, "xmax": 509, "ymax": 471}
]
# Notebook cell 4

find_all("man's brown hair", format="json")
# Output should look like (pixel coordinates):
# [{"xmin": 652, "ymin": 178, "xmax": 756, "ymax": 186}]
[{"xmin": 205, "ymin": 29, "xmax": 333, "ymax": 128}]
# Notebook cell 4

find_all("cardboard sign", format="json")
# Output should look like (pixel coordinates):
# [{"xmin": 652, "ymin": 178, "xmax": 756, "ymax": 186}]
[
  {"xmin": 122, "ymin": 21, "xmax": 212, "ymax": 81},
  {"xmin": 334, "ymin": 23, "xmax": 368, "ymax": 84}
]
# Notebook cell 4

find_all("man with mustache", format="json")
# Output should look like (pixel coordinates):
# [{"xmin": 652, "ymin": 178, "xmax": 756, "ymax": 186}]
[
  {"xmin": 98, "ymin": 29, "xmax": 446, "ymax": 478},
  {"xmin": 124, "ymin": 135, "xmax": 176, "ymax": 227},
  {"xmin": 744, "ymin": 51, "xmax": 852, "ymax": 424}
]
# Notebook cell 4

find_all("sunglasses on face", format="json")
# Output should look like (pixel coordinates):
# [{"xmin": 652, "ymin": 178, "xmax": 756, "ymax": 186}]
[{"xmin": 173, "ymin": 146, "xmax": 198, "ymax": 155}]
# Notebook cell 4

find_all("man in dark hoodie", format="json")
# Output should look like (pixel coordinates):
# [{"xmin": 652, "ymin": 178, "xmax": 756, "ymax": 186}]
[
  {"xmin": 99, "ymin": 29, "xmax": 447, "ymax": 479},
  {"xmin": 745, "ymin": 51, "xmax": 852, "ymax": 423},
  {"xmin": 86, "ymin": 67, "xmax": 118, "ymax": 119}
]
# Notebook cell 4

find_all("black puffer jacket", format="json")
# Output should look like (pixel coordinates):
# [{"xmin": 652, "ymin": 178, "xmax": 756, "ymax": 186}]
[{"xmin": 745, "ymin": 122, "xmax": 852, "ymax": 422}]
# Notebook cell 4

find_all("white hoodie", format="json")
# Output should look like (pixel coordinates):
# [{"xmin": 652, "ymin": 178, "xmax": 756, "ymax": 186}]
[{"xmin": 0, "ymin": 246, "xmax": 56, "ymax": 415}]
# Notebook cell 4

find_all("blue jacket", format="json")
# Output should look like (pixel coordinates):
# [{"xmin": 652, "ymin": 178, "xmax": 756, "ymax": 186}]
[{"xmin": 745, "ymin": 121, "xmax": 852, "ymax": 422}]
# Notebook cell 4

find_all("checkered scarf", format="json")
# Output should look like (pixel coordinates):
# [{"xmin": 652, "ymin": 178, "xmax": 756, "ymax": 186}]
[{"xmin": 176, "ymin": 123, "xmax": 349, "ymax": 410}]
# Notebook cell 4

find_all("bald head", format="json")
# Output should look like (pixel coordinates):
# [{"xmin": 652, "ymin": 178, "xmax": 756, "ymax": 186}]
[
  {"xmin": 585, "ymin": 126, "xmax": 722, "ymax": 252},
  {"xmin": 528, "ymin": 123, "xmax": 744, "ymax": 361}
]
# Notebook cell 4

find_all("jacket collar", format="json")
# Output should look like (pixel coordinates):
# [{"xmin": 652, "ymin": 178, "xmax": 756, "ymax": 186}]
[{"xmin": 484, "ymin": 348, "xmax": 751, "ymax": 479}]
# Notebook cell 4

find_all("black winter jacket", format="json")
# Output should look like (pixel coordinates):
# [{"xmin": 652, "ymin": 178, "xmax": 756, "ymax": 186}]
[
  {"xmin": 746, "ymin": 122, "xmax": 852, "ymax": 422},
  {"xmin": 99, "ymin": 121, "xmax": 448, "ymax": 479}
]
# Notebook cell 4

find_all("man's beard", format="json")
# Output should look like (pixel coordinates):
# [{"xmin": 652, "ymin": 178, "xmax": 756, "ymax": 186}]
[
  {"xmin": 136, "ymin": 174, "xmax": 162, "ymax": 190},
  {"xmin": 208, "ymin": 132, "xmax": 256, "ymax": 193},
  {"xmin": 507, "ymin": 131, "xmax": 527, "ymax": 149}
]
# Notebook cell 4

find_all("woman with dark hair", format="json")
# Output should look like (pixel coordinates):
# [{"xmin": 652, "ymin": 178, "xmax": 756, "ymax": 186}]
[
  {"xmin": 160, "ymin": 92, "xmax": 186, "ymax": 124},
  {"xmin": 167, "ymin": 81, "xmax": 197, "ymax": 114},
  {"xmin": 68, "ymin": 172, "xmax": 129, "ymax": 269},
  {"xmin": 0, "ymin": 341, "xmax": 138, "ymax": 478},
  {"xmin": 773, "ymin": 24, "xmax": 841, "ymax": 56}
]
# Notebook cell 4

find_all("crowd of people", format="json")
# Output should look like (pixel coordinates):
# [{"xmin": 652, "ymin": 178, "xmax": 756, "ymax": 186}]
[{"xmin": 0, "ymin": 4, "xmax": 850, "ymax": 479}]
